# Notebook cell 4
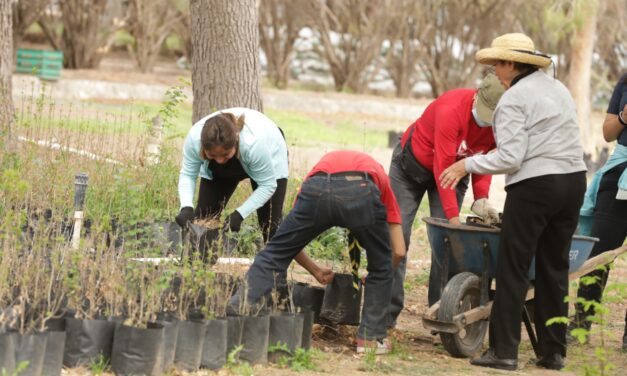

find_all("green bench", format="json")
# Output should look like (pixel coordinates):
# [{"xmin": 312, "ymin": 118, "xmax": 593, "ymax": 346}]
[{"xmin": 16, "ymin": 48, "xmax": 63, "ymax": 81}]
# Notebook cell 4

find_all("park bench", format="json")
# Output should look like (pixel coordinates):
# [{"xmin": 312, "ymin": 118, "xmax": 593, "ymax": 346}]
[{"xmin": 16, "ymin": 48, "xmax": 63, "ymax": 81}]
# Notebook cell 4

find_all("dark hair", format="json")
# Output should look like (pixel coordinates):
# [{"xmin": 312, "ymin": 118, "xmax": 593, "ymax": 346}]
[
  {"xmin": 513, "ymin": 61, "xmax": 537, "ymax": 72},
  {"xmin": 200, "ymin": 113, "xmax": 245, "ymax": 157}
]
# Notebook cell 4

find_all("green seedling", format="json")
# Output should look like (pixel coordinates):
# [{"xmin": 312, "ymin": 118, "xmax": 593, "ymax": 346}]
[{"xmin": 88, "ymin": 353, "xmax": 110, "ymax": 375}]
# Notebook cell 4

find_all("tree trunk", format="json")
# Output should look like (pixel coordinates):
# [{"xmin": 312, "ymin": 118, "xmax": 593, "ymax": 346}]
[
  {"xmin": 127, "ymin": 0, "xmax": 181, "ymax": 73},
  {"xmin": 568, "ymin": 2, "xmax": 597, "ymax": 157},
  {"xmin": 0, "ymin": 0, "xmax": 14, "ymax": 151},
  {"xmin": 190, "ymin": 0, "xmax": 262, "ymax": 123},
  {"xmin": 12, "ymin": 0, "xmax": 51, "ymax": 50}
]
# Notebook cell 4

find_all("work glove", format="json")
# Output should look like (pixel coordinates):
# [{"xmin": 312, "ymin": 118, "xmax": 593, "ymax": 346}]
[
  {"xmin": 175, "ymin": 206, "xmax": 194, "ymax": 229},
  {"xmin": 223, "ymin": 210, "xmax": 244, "ymax": 233},
  {"xmin": 470, "ymin": 198, "xmax": 500, "ymax": 225}
]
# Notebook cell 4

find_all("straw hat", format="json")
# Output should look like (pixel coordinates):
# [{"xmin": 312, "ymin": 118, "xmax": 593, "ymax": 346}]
[
  {"xmin": 476, "ymin": 33, "xmax": 552, "ymax": 68},
  {"xmin": 475, "ymin": 73, "xmax": 504, "ymax": 124}
]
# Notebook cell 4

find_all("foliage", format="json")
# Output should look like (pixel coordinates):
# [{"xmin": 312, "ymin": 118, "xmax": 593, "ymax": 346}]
[
  {"xmin": 304, "ymin": 227, "xmax": 347, "ymax": 263},
  {"xmin": 88, "ymin": 353, "xmax": 110, "ymax": 375},
  {"xmin": 269, "ymin": 343, "xmax": 320, "ymax": 371},
  {"xmin": 159, "ymin": 80, "xmax": 189, "ymax": 130},
  {"xmin": 1, "ymin": 361, "xmax": 29, "ymax": 376},
  {"xmin": 225, "ymin": 345, "xmax": 254, "ymax": 376},
  {"xmin": 359, "ymin": 346, "xmax": 396, "ymax": 373},
  {"xmin": 550, "ymin": 265, "xmax": 626, "ymax": 376}
]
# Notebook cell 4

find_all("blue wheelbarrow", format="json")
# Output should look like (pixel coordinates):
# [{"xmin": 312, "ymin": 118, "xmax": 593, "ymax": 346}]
[{"xmin": 421, "ymin": 217, "xmax": 626, "ymax": 358}]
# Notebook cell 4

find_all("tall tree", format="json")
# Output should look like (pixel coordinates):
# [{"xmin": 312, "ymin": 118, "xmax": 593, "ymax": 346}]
[
  {"xmin": 190, "ymin": 0, "xmax": 262, "ymax": 123},
  {"xmin": 173, "ymin": 0, "xmax": 192, "ymax": 63},
  {"xmin": 0, "ymin": 0, "xmax": 14, "ymax": 151},
  {"xmin": 568, "ymin": 0, "xmax": 598, "ymax": 156},
  {"xmin": 39, "ymin": 0, "xmax": 126, "ymax": 69},
  {"xmin": 591, "ymin": 0, "xmax": 625, "ymax": 91},
  {"xmin": 258, "ymin": 0, "xmax": 306, "ymax": 89},
  {"xmin": 12, "ymin": 0, "xmax": 50, "ymax": 48},
  {"xmin": 126, "ymin": 0, "xmax": 183, "ymax": 73},
  {"xmin": 305, "ymin": 0, "xmax": 393, "ymax": 93},
  {"xmin": 409, "ymin": 0, "xmax": 507, "ymax": 98},
  {"xmin": 385, "ymin": 0, "xmax": 421, "ymax": 98}
]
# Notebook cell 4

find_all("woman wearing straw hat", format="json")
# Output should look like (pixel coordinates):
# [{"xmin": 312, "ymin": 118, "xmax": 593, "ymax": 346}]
[{"xmin": 440, "ymin": 33, "xmax": 587, "ymax": 371}]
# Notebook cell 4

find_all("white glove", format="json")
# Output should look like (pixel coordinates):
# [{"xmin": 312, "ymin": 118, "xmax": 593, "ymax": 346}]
[{"xmin": 470, "ymin": 198, "xmax": 500, "ymax": 225}]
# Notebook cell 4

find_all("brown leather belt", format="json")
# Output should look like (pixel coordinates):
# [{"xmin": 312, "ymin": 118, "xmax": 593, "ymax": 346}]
[{"xmin": 312, "ymin": 171, "xmax": 373, "ymax": 181}]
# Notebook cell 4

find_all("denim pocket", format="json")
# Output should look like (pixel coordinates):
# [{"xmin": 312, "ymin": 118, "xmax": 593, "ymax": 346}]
[
  {"xmin": 333, "ymin": 182, "xmax": 375, "ymax": 228},
  {"xmin": 292, "ymin": 181, "xmax": 324, "ymax": 221}
]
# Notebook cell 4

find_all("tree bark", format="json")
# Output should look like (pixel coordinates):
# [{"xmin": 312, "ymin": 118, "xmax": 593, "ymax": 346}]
[
  {"xmin": 568, "ymin": 1, "xmax": 597, "ymax": 156},
  {"xmin": 1, "ymin": 0, "xmax": 14, "ymax": 151},
  {"xmin": 190, "ymin": 0, "xmax": 262, "ymax": 123}
]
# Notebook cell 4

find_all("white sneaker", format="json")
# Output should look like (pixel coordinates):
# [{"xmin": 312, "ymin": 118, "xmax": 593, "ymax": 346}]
[{"xmin": 356, "ymin": 338, "xmax": 391, "ymax": 355}]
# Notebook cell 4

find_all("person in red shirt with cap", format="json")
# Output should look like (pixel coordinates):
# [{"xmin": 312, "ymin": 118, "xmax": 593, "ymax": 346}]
[
  {"xmin": 229, "ymin": 150, "xmax": 406, "ymax": 354},
  {"xmin": 387, "ymin": 73, "xmax": 504, "ymax": 327}
]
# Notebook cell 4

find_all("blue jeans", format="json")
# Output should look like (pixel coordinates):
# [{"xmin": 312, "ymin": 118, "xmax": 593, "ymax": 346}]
[
  {"xmin": 387, "ymin": 142, "xmax": 468, "ymax": 326},
  {"xmin": 230, "ymin": 173, "xmax": 393, "ymax": 340}
]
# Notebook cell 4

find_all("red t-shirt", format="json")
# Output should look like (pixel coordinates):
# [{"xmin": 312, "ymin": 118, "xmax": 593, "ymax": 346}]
[
  {"xmin": 306, "ymin": 150, "xmax": 402, "ymax": 224},
  {"xmin": 400, "ymin": 89, "xmax": 495, "ymax": 219}
]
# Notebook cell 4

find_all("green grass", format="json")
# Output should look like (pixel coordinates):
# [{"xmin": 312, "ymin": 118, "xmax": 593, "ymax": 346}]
[
  {"xmin": 17, "ymin": 97, "xmax": 389, "ymax": 148},
  {"xmin": 265, "ymin": 108, "xmax": 388, "ymax": 148}
]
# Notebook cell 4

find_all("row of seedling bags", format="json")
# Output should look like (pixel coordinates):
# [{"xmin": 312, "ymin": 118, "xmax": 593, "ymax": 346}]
[{"xmin": 0, "ymin": 275, "xmax": 362, "ymax": 376}]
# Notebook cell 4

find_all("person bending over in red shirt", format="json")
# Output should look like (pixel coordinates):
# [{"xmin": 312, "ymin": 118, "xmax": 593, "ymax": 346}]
[
  {"xmin": 387, "ymin": 73, "xmax": 505, "ymax": 328},
  {"xmin": 229, "ymin": 150, "xmax": 406, "ymax": 355}
]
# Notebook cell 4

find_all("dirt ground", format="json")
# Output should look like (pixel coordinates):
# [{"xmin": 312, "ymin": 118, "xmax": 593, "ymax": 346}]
[{"xmin": 38, "ymin": 54, "xmax": 626, "ymax": 375}]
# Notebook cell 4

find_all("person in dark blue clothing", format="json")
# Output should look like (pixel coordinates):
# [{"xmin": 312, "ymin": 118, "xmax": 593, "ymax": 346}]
[{"xmin": 570, "ymin": 73, "xmax": 627, "ymax": 352}]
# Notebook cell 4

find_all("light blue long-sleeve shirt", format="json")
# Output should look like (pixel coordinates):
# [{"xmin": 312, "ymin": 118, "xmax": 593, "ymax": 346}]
[
  {"xmin": 178, "ymin": 108, "xmax": 289, "ymax": 219},
  {"xmin": 578, "ymin": 144, "xmax": 627, "ymax": 236}
]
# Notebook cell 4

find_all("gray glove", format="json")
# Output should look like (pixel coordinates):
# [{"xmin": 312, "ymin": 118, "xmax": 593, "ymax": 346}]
[{"xmin": 470, "ymin": 198, "xmax": 500, "ymax": 225}]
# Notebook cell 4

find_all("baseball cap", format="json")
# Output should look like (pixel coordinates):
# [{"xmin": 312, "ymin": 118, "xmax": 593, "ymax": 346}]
[{"xmin": 475, "ymin": 73, "xmax": 505, "ymax": 125}]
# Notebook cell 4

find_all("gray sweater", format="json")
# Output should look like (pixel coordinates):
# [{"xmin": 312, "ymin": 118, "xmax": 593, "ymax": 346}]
[{"xmin": 465, "ymin": 71, "xmax": 587, "ymax": 186}]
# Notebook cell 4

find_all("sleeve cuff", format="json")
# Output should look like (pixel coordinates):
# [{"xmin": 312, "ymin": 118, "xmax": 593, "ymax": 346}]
[{"xmin": 464, "ymin": 157, "xmax": 476, "ymax": 174}]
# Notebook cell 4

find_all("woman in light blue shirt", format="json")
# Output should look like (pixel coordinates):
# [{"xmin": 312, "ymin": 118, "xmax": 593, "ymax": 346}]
[{"xmin": 175, "ymin": 108, "xmax": 289, "ymax": 242}]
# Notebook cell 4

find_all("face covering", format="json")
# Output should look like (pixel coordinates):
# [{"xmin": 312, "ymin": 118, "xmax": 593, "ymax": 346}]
[{"xmin": 472, "ymin": 106, "xmax": 491, "ymax": 128}]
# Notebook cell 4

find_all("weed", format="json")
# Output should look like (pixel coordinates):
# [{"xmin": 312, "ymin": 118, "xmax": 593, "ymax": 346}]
[
  {"xmin": 289, "ymin": 348, "xmax": 321, "ymax": 371},
  {"xmin": 548, "ymin": 268, "xmax": 627, "ymax": 376},
  {"xmin": 225, "ymin": 345, "xmax": 254, "ymax": 376},
  {"xmin": 1, "ymin": 361, "xmax": 29, "ymax": 376},
  {"xmin": 159, "ymin": 80, "xmax": 189, "ymax": 130},
  {"xmin": 389, "ymin": 337, "xmax": 414, "ymax": 361},
  {"xmin": 88, "ymin": 353, "xmax": 110, "ymax": 375},
  {"xmin": 359, "ymin": 347, "xmax": 396, "ymax": 373},
  {"xmin": 269, "ymin": 341, "xmax": 292, "ymax": 365},
  {"xmin": 305, "ymin": 227, "xmax": 347, "ymax": 263}
]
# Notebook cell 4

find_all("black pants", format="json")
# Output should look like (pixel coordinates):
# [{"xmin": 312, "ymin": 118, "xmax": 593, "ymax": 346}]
[
  {"xmin": 489, "ymin": 172, "xmax": 586, "ymax": 359},
  {"xmin": 575, "ymin": 162, "xmax": 627, "ymax": 328},
  {"xmin": 194, "ymin": 158, "xmax": 288, "ymax": 243}
]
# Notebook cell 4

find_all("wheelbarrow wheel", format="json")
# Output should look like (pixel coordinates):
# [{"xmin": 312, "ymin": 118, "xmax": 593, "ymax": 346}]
[{"xmin": 437, "ymin": 272, "xmax": 487, "ymax": 358}]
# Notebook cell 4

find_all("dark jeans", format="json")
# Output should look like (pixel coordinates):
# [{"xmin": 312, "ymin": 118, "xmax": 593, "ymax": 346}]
[
  {"xmin": 195, "ymin": 176, "xmax": 288, "ymax": 242},
  {"xmin": 387, "ymin": 142, "xmax": 468, "ymax": 326},
  {"xmin": 231, "ymin": 173, "xmax": 393, "ymax": 340},
  {"xmin": 489, "ymin": 172, "xmax": 586, "ymax": 360},
  {"xmin": 574, "ymin": 162, "xmax": 627, "ymax": 328}
]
